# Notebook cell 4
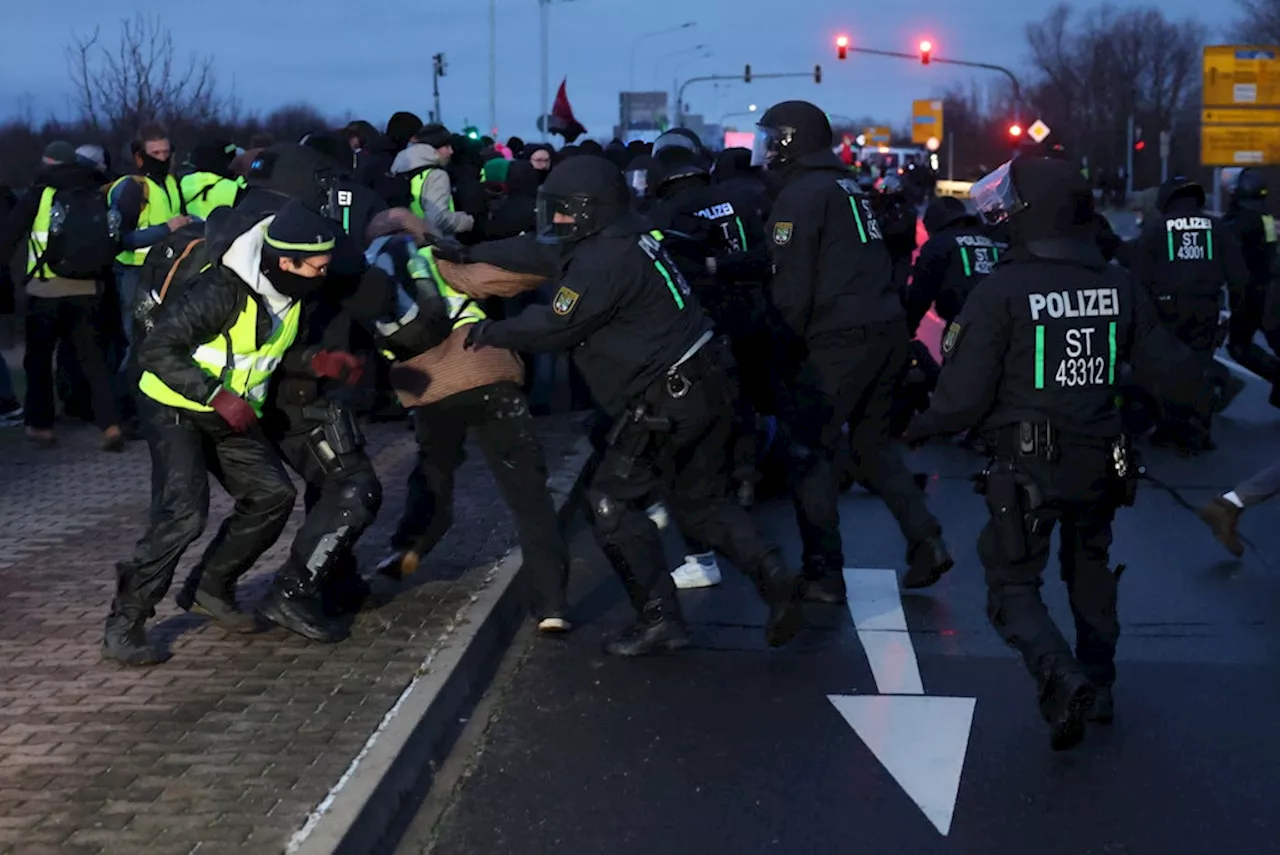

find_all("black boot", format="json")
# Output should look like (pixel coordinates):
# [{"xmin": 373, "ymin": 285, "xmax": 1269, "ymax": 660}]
[
  {"xmin": 604, "ymin": 597, "xmax": 691, "ymax": 657},
  {"xmin": 1088, "ymin": 686, "xmax": 1115, "ymax": 724},
  {"xmin": 322, "ymin": 561, "xmax": 374, "ymax": 616},
  {"xmin": 802, "ymin": 572, "xmax": 847, "ymax": 604},
  {"xmin": 176, "ymin": 580, "xmax": 259, "ymax": 633},
  {"xmin": 1038, "ymin": 662, "xmax": 1096, "ymax": 752},
  {"xmin": 902, "ymin": 536, "xmax": 955, "ymax": 590},
  {"xmin": 102, "ymin": 606, "xmax": 169, "ymax": 666},
  {"xmin": 752, "ymin": 552, "xmax": 804, "ymax": 648},
  {"xmin": 260, "ymin": 588, "xmax": 348, "ymax": 643}
]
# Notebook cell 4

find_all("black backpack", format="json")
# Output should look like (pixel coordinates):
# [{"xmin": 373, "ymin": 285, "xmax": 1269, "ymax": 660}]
[
  {"xmin": 32, "ymin": 186, "xmax": 119, "ymax": 281},
  {"xmin": 133, "ymin": 220, "xmax": 211, "ymax": 338},
  {"xmin": 375, "ymin": 167, "xmax": 428, "ymax": 210}
]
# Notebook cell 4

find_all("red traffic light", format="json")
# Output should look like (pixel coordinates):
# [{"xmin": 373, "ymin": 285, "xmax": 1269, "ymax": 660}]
[
  {"xmin": 1009, "ymin": 124, "xmax": 1023, "ymax": 137},
  {"xmin": 1134, "ymin": 140, "xmax": 1146, "ymax": 151},
  {"xmin": 919, "ymin": 40, "xmax": 933, "ymax": 64},
  {"xmin": 836, "ymin": 35, "xmax": 849, "ymax": 60}
]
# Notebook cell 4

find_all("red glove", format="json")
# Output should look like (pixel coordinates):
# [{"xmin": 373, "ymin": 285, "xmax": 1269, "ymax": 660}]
[
  {"xmin": 210, "ymin": 389, "xmax": 257, "ymax": 433},
  {"xmin": 310, "ymin": 350, "xmax": 366, "ymax": 386}
]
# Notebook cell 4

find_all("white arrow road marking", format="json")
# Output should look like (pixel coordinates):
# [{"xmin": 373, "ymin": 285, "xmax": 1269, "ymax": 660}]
[
  {"xmin": 844, "ymin": 567, "xmax": 923, "ymax": 694},
  {"xmin": 829, "ymin": 567, "xmax": 977, "ymax": 837},
  {"xmin": 828, "ymin": 694, "xmax": 977, "ymax": 837}
]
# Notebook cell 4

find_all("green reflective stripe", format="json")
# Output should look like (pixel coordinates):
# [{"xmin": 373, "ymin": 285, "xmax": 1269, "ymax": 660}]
[
  {"xmin": 264, "ymin": 235, "xmax": 335, "ymax": 253},
  {"xmin": 992, "ymin": 247, "xmax": 1000, "ymax": 262},
  {"xmin": 960, "ymin": 247, "xmax": 972, "ymax": 277},
  {"xmin": 650, "ymin": 230, "xmax": 664, "ymax": 241},
  {"xmin": 848, "ymin": 198, "xmax": 868, "ymax": 243},
  {"xmin": 734, "ymin": 217, "xmax": 748, "ymax": 250},
  {"xmin": 1207, "ymin": 229, "xmax": 1214, "ymax": 261},
  {"xmin": 654, "ymin": 262, "xmax": 685, "ymax": 309},
  {"xmin": 1034, "ymin": 325, "xmax": 1045, "ymax": 389},
  {"xmin": 342, "ymin": 206, "xmax": 351, "ymax": 235},
  {"xmin": 1167, "ymin": 229, "xmax": 1175, "ymax": 262},
  {"xmin": 1107, "ymin": 321, "xmax": 1117, "ymax": 385}
]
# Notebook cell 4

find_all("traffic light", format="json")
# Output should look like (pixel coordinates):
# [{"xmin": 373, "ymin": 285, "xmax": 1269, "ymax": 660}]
[
  {"xmin": 1134, "ymin": 139, "xmax": 1146, "ymax": 151},
  {"xmin": 463, "ymin": 125, "xmax": 480, "ymax": 141},
  {"xmin": 1009, "ymin": 124, "xmax": 1023, "ymax": 138},
  {"xmin": 814, "ymin": 64, "xmax": 822, "ymax": 84},
  {"xmin": 744, "ymin": 64, "xmax": 752, "ymax": 83},
  {"xmin": 836, "ymin": 35, "xmax": 849, "ymax": 60},
  {"xmin": 919, "ymin": 40, "xmax": 933, "ymax": 65}
]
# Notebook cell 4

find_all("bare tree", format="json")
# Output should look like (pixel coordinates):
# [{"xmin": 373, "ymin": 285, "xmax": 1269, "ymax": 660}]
[
  {"xmin": 1234, "ymin": 0, "xmax": 1280, "ymax": 44},
  {"xmin": 65, "ymin": 13, "xmax": 226, "ymax": 137}
]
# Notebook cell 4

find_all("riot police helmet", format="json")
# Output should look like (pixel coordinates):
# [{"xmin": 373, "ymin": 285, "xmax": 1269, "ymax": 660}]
[
  {"xmin": 1234, "ymin": 168, "xmax": 1267, "ymax": 201},
  {"xmin": 753, "ymin": 100, "xmax": 833, "ymax": 170},
  {"xmin": 651, "ymin": 128, "xmax": 706, "ymax": 162},
  {"xmin": 923, "ymin": 195, "xmax": 977, "ymax": 234},
  {"xmin": 971, "ymin": 156, "xmax": 1095, "ymax": 246},
  {"xmin": 536, "ymin": 155, "xmax": 631, "ymax": 244},
  {"xmin": 1156, "ymin": 175, "xmax": 1206, "ymax": 212}
]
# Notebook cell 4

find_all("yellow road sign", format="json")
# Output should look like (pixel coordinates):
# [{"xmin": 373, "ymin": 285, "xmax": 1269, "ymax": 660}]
[
  {"xmin": 1201, "ymin": 124, "xmax": 1280, "ymax": 166},
  {"xmin": 864, "ymin": 126, "xmax": 892, "ymax": 145},
  {"xmin": 911, "ymin": 99, "xmax": 944, "ymax": 146},
  {"xmin": 1202, "ymin": 107, "xmax": 1280, "ymax": 125},
  {"xmin": 1204, "ymin": 45, "xmax": 1280, "ymax": 107}
]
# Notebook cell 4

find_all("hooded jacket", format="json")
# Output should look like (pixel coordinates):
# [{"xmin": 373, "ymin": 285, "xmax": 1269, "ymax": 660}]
[
  {"xmin": 485, "ymin": 160, "xmax": 540, "ymax": 240},
  {"xmin": 0, "ymin": 162, "xmax": 109, "ymax": 298},
  {"xmin": 391, "ymin": 143, "xmax": 475, "ymax": 236},
  {"xmin": 137, "ymin": 208, "xmax": 301, "ymax": 409}
]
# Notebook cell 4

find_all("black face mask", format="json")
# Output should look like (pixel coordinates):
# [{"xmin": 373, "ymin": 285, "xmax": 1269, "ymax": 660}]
[
  {"xmin": 262, "ymin": 264, "xmax": 321, "ymax": 300},
  {"xmin": 139, "ymin": 153, "xmax": 170, "ymax": 180}
]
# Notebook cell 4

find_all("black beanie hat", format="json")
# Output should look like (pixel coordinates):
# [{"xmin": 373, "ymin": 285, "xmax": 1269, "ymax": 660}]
[
  {"xmin": 190, "ymin": 140, "xmax": 237, "ymax": 176},
  {"xmin": 264, "ymin": 199, "xmax": 338, "ymax": 258},
  {"xmin": 413, "ymin": 123, "xmax": 453, "ymax": 149},
  {"xmin": 386, "ymin": 111, "xmax": 424, "ymax": 149}
]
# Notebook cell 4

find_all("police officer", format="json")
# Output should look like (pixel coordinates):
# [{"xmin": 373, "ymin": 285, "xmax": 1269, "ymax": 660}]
[
  {"xmin": 753, "ymin": 100, "xmax": 952, "ymax": 596},
  {"xmin": 1131, "ymin": 176, "xmax": 1248, "ymax": 452},
  {"xmin": 871, "ymin": 173, "xmax": 919, "ymax": 296},
  {"xmin": 106, "ymin": 200, "xmax": 339, "ymax": 665},
  {"xmin": 464, "ymin": 155, "xmax": 804, "ymax": 656},
  {"xmin": 903, "ymin": 157, "xmax": 1212, "ymax": 749},
  {"xmin": 1222, "ymin": 168, "xmax": 1280, "ymax": 399},
  {"xmin": 907, "ymin": 196, "xmax": 1005, "ymax": 334},
  {"xmin": 646, "ymin": 129, "xmax": 773, "ymax": 508}
]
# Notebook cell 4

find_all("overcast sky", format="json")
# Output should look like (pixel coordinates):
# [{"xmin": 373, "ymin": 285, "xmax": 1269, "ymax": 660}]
[{"xmin": 3, "ymin": 0, "xmax": 1223, "ymax": 140}]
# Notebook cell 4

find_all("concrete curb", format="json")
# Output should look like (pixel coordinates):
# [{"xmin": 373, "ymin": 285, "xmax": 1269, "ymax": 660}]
[{"xmin": 285, "ymin": 432, "xmax": 597, "ymax": 855}]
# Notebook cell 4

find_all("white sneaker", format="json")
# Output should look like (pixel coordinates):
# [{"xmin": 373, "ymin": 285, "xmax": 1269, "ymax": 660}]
[{"xmin": 671, "ymin": 552, "xmax": 722, "ymax": 589}]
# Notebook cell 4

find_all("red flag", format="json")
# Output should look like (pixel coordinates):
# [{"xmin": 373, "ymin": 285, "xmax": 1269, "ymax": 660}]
[
  {"xmin": 547, "ymin": 78, "xmax": 587, "ymax": 143},
  {"xmin": 839, "ymin": 140, "xmax": 854, "ymax": 165}
]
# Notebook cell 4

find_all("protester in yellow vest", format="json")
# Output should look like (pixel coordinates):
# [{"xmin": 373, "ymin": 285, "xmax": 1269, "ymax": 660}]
[
  {"xmin": 108, "ymin": 124, "xmax": 193, "ymax": 371},
  {"xmin": 103, "ymin": 200, "xmax": 343, "ymax": 667},
  {"xmin": 180, "ymin": 139, "xmax": 242, "ymax": 220}
]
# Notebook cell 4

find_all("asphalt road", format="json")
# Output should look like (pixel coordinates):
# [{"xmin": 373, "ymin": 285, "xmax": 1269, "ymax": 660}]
[{"xmin": 400, "ymin": 363, "xmax": 1280, "ymax": 855}]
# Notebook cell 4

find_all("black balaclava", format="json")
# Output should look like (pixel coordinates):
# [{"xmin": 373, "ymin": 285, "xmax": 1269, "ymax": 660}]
[
  {"xmin": 137, "ymin": 147, "xmax": 170, "ymax": 181},
  {"xmin": 189, "ymin": 140, "xmax": 237, "ymax": 177}
]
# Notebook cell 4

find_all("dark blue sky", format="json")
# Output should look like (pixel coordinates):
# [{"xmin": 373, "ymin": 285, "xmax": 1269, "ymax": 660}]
[{"xmin": 4, "ymin": 0, "xmax": 1221, "ymax": 140}]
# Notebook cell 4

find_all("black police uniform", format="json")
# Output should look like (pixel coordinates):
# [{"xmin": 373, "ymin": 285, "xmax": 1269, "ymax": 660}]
[
  {"xmin": 905, "ymin": 157, "xmax": 1210, "ymax": 749},
  {"xmin": 647, "ymin": 154, "xmax": 774, "ymax": 503},
  {"xmin": 871, "ymin": 177, "xmax": 919, "ymax": 295},
  {"xmin": 468, "ymin": 156, "xmax": 802, "ymax": 656},
  {"xmin": 1222, "ymin": 170, "xmax": 1280, "ymax": 391},
  {"xmin": 756, "ymin": 100, "xmax": 950, "ymax": 597},
  {"xmin": 1130, "ymin": 178, "xmax": 1248, "ymax": 450},
  {"xmin": 907, "ymin": 196, "xmax": 1005, "ymax": 334}
]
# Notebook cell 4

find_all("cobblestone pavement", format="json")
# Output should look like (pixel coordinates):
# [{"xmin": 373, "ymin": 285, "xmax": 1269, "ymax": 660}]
[{"xmin": 0, "ymin": 413, "xmax": 585, "ymax": 855}]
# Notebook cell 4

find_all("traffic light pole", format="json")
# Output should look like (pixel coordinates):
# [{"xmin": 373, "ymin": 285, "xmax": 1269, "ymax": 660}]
[
  {"xmin": 845, "ymin": 46, "xmax": 1024, "ymax": 124},
  {"xmin": 675, "ymin": 71, "xmax": 820, "ymax": 125}
]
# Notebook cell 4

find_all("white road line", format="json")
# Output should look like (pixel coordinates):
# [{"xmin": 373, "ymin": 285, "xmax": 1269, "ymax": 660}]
[{"xmin": 843, "ymin": 568, "xmax": 923, "ymax": 695}]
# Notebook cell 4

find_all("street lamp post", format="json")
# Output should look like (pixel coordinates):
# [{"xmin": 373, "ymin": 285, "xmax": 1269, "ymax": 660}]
[
  {"xmin": 653, "ymin": 44, "xmax": 708, "ymax": 88},
  {"xmin": 670, "ymin": 50, "xmax": 713, "ymax": 119},
  {"xmin": 719, "ymin": 106, "xmax": 758, "ymax": 125},
  {"xmin": 538, "ymin": 0, "xmax": 578, "ymax": 142},
  {"xmin": 629, "ymin": 22, "xmax": 696, "ymax": 91}
]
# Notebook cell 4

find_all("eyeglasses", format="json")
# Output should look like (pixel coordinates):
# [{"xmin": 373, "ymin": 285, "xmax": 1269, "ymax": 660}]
[{"xmin": 299, "ymin": 259, "xmax": 329, "ymax": 276}]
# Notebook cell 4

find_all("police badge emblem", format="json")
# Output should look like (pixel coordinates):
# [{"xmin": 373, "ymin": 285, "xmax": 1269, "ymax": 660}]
[
  {"xmin": 942, "ymin": 322, "xmax": 962, "ymax": 355},
  {"xmin": 772, "ymin": 221, "xmax": 793, "ymax": 245},
  {"xmin": 552, "ymin": 286, "xmax": 580, "ymax": 316}
]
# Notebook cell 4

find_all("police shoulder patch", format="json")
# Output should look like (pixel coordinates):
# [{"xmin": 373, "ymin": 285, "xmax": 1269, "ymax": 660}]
[
  {"xmin": 773, "ymin": 221, "xmax": 793, "ymax": 245},
  {"xmin": 552, "ymin": 285, "xmax": 580, "ymax": 316},
  {"xmin": 942, "ymin": 322, "xmax": 963, "ymax": 356}
]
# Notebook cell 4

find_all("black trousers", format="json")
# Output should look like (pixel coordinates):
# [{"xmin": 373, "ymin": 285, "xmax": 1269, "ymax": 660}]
[
  {"xmin": 113, "ymin": 400, "xmax": 297, "ymax": 618},
  {"xmin": 585, "ymin": 338, "xmax": 779, "ymax": 612},
  {"xmin": 1153, "ymin": 294, "xmax": 1220, "ymax": 440},
  {"xmin": 269, "ymin": 403, "xmax": 382, "ymax": 598},
  {"xmin": 392, "ymin": 381, "xmax": 569, "ymax": 616},
  {"xmin": 977, "ymin": 441, "xmax": 1121, "ymax": 687},
  {"xmin": 24, "ymin": 294, "xmax": 119, "ymax": 431},
  {"xmin": 785, "ymin": 335, "xmax": 941, "ymax": 577}
]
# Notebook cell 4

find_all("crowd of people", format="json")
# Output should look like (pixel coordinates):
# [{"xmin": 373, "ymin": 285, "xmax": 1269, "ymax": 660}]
[{"xmin": 0, "ymin": 98, "xmax": 1277, "ymax": 753}]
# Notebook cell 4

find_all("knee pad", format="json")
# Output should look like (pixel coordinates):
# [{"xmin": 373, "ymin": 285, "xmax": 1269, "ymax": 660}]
[{"xmin": 584, "ymin": 489, "xmax": 625, "ymax": 538}]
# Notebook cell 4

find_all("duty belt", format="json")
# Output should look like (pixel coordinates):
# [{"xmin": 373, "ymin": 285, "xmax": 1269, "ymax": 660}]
[
  {"xmin": 646, "ymin": 332, "xmax": 730, "ymax": 403},
  {"xmin": 994, "ymin": 421, "xmax": 1115, "ymax": 462}
]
